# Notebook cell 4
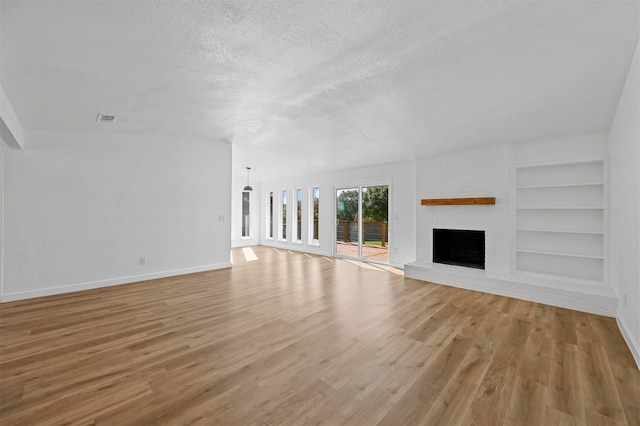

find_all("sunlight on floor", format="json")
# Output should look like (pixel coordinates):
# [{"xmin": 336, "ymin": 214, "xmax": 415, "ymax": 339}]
[
  {"xmin": 242, "ymin": 247, "xmax": 258, "ymax": 262},
  {"xmin": 342, "ymin": 258, "xmax": 404, "ymax": 275},
  {"xmin": 372, "ymin": 264, "xmax": 404, "ymax": 276},
  {"xmin": 343, "ymin": 259, "xmax": 384, "ymax": 271}
]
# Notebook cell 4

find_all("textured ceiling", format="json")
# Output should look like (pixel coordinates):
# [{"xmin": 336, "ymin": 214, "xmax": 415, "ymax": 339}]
[{"xmin": 1, "ymin": 1, "xmax": 638, "ymax": 181}]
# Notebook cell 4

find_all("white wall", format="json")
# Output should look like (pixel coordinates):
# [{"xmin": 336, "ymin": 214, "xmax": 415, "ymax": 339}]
[
  {"xmin": 407, "ymin": 133, "xmax": 617, "ymax": 316},
  {"xmin": 257, "ymin": 160, "xmax": 416, "ymax": 268},
  {"xmin": 609, "ymin": 41, "xmax": 640, "ymax": 367},
  {"xmin": 231, "ymin": 173, "xmax": 261, "ymax": 248},
  {"xmin": 1, "ymin": 130, "xmax": 232, "ymax": 301}
]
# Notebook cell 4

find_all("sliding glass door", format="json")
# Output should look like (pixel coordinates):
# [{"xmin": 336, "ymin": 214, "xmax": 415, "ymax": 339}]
[
  {"xmin": 336, "ymin": 188, "xmax": 360, "ymax": 258},
  {"xmin": 362, "ymin": 185, "xmax": 389, "ymax": 262},
  {"xmin": 335, "ymin": 185, "xmax": 388, "ymax": 263}
]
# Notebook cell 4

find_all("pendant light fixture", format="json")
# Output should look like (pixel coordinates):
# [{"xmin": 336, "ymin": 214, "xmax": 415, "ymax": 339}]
[{"xmin": 243, "ymin": 167, "xmax": 253, "ymax": 191}]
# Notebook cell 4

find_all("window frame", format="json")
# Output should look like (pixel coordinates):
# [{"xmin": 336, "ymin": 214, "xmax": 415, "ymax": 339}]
[
  {"xmin": 241, "ymin": 190, "xmax": 251, "ymax": 238},
  {"xmin": 266, "ymin": 191, "xmax": 274, "ymax": 239},
  {"xmin": 280, "ymin": 190, "xmax": 287, "ymax": 241},
  {"xmin": 309, "ymin": 186, "xmax": 320, "ymax": 245},
  {"xmin": 295, "ymin": 188, "xmax": 303, "ymax": 243}
]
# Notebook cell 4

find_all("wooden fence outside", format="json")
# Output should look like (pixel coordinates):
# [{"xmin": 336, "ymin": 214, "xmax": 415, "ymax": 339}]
[{"xmin": 336, "ymin": 221, "xmax": 388, "ymax": 247}]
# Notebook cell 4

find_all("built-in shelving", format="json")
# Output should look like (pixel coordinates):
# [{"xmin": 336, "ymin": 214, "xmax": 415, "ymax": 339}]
[
  {"xmin": 516, "ymin": 228, "xmax": 602, "ymax": 235},
  {"xmin": 516, "ymin": 207, "xmax": 604, "ymax": 210},
  {"xmin": 516, "ymin": 183, "xmax": 603, "ymax": 189},
  {"xmin": 514, "ymin": 160, "xmax": 605, "ymax": 282},
  {"xmin": 515, "ymin": 249, "xmax": 604, "ymax": 260}
]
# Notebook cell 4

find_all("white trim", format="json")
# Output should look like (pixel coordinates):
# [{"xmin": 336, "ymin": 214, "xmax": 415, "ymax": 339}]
[
  {"xmin": 279, "ymin": 189, "xmax": 287, "ymax": 242},
  {"xmin": 266, "ymin": 190, "xmax": 275, "ymax": 240},
  {"xmin": 513, "ymin": 158, "xmax": 605, "ymax": 169},
  {"xmin": 308, "ymin": 186, "xmax": 320, "ymax": 245},
  {"xmin": 257, "ymin": 243, "xmax": 405, "ymax": 270},
  {"xmin": 294, "ymin": 188, "xmax": 303, "ymax": 243},
  {"xmin": 241, "ymin": 190, "xmax": 252, "ymax": 239},
  {"xmin": 231, "ymin": 239, "xmax": 258, "ymax": 248},
  {"xmin": 616, "ymin": 314, "xmax": 640, "ymax": 370},
  {"xmin": 0, "ymin": 262, "xmax": 232, "ymax": 303},
  {"xmin": 261, "ymin": 241, "xmax": 328, "ymax": 257},
  {"xmin": 405, "ymin": 262, "xmax": 617, "ymax": 317}
]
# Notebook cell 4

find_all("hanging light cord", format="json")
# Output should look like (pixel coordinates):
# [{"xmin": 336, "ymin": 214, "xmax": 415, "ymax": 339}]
[{"xmin": 243, "ymin": 167, "xmax": 253, "ymax": 191}]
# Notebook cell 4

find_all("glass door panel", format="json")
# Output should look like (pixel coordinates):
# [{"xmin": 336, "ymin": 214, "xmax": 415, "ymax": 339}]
[
  {"xmin": 362, "ymin": 185, "xmax": 389, "ymax": 262},
  {"xmin": 335, "ymin": 185, "xmax": 389, "ymax": 263},
  {"xmin": 336, "ymin": 188, "xmax": 360, "ymax": 258}
]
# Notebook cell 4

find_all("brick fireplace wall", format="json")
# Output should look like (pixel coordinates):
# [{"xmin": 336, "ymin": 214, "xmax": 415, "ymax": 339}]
[
  {"xmin": 407, "ymin": 133, "xmax": 616, "ymax": 317},
  {"xmin": 415, "ymin": 142, "xmax": 510, "ymax": 276}
]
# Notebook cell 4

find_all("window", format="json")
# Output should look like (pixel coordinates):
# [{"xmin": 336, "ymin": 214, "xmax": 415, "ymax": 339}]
[
  {"xmin": 310, "ymin": 187, "xmax": 319, "ymax": 244},
  {"xmin": 267, "ymin": 192, "xmax": 274, "ymax": 239},
  {"xmin": 296, "ymin": 189, "xmax": 303, "ymax": 242},
  {"xmin": 241, "ymin": 191, "xmax": 250, "ymax": 238},
  {"xmin": 281, "ymin": 190, "xmax": 287, "ymax": 240}
]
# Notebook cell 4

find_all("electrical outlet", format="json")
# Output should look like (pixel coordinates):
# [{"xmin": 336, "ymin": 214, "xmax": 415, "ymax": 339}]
[
  {"xmin": 218, "ymin": 215, "xmax": 225, "ymax": 222},
  {"xmin": 140, "ymin": 257, "xmax": 146, "ymax": 266}
]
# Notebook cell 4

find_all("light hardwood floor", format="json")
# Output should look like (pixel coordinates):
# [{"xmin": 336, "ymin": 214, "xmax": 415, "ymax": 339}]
[{"xmin": 1, "ymin": 246, "xmax": 638, "ymax": 425}]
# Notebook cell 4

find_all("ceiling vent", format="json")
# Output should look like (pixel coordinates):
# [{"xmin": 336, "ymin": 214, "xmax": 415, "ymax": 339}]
[{"xmin": 96, "ymin": 114, "xmax": 117, "ymax": 123}]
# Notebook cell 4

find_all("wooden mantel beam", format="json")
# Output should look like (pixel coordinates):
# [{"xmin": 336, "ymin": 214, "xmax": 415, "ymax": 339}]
[{"xmin": 421, "ymin": 197, "xmax": 495, "ymax": 206}]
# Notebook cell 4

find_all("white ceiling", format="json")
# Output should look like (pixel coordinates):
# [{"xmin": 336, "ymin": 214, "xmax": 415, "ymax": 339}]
[{"xmin": 1, "ymin": 1, "xmax": 638, "ymax": 181}]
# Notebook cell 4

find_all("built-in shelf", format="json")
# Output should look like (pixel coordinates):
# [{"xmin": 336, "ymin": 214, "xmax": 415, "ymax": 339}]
[
  {"xmin": 515, "ymin": 158, "xmax": 603, "ymax": 168},
  {"xmin": 516, "ymin": 207, "xmax": 604, "ymax": 210},
  {"xmin": 515, "ymin": 249, "xmax": 604, "ymax": 260},
  {"xmin": 516, "ymin": 228, "xmax": 603, "ymax": 235},
  {"xmin": 516, "ymin": 183, "xmax": 604, "ymax": 189},
  {"xmin": 421, "ymin": 197, "xmax": 495, "ymax": 206},
  {"xmin": 514, "ymin": 159, "xmax": 605, "ymax": 282}
]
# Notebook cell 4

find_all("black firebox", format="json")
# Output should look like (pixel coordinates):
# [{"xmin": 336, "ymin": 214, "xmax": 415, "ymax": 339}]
[{"xmin": 433, "ymin": 229, "xmax": 485, "ymax": 270}]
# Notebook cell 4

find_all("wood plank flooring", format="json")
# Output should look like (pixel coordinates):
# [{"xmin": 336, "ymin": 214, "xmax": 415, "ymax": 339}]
[{"xmin": 1, "ymin": 246, "xmax": 638, "ymax": 425}]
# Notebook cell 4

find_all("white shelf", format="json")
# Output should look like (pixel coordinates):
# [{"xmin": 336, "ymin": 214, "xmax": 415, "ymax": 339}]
[
  {"xmin": 516, "ymin": 228, "xmax": 603, "ymax": 235},
  {"xmin": 515, "ymin": 159, "xmax": 603, "ymax": 169},
  {"xmin": 516, "ymin": 183, "xmax": 604, "ymax": 190},
  {"xmin": 515, "ymin": 249, "xmax": 604, "ymax": 260},
  {"xmin": 516, "ymin": 207, "xmax": 604, "ymax": 210},
  {"xmin": 514, "ymin": 159, "xmax": 605, "ymax": 282},
  {"xmin": 516, "ymin": 251, "xmax": 603, "ymax": 282}
]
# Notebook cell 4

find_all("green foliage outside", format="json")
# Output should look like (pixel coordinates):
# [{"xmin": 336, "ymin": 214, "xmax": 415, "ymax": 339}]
[
  {"xmin": 336, "ymin": 186, "xmax": 388, "ymax": 222},
  {"xmin": 362, "ymin": 186, "xmax": 388, "ymax": 222}
]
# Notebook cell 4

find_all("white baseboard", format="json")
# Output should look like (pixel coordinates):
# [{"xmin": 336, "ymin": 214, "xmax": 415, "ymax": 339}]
[
  {"xmin": 258, "ymin": 242, "xmax": 408, "ymax": 269},
  {"xmin": 0, "ymin": 262, "xmax": 232, "ymax": 303},
  {"xmin": 231, "ymin": 239, "xmax": 260, "ymax": 248},
  {"xmin": 616, "ymin": 315, "xmax": 640, "ymax": 370},
  {"xmin": 259, "ymin": 241, "xmax": 331, "ymax": 257},
  {"xmin": 404, "ymin": 263, "xmax": 617, "ymax": 317}
]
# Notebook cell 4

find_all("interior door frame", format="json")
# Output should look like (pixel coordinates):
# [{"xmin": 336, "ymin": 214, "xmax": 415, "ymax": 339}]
[{"xmin": 333, "ymin": 181, "xmax": 391, "ymax": 264}]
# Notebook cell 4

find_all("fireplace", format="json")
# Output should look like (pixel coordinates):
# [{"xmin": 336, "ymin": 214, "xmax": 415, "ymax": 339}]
[{"xmin": 433, "ymin": 229, "xmax": 485, "ymax": 270}]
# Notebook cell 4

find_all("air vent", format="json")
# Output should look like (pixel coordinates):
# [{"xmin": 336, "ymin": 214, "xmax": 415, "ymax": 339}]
[{"xmin": 96, "ymin": 114, "xmax": 117, "ymax": 123}]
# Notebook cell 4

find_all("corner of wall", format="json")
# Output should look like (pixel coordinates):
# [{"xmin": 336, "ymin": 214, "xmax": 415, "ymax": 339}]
[
  {"xmin": 0, "ymin": 85, "xmax": 24, "ymax": 150},
  {"xmin": 617, "ymin": 315, "xmax": 640, "ymax": 369},
  {"xmin": 608, "ymin": 39, "xmax": 640, "ymax": 369}
]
